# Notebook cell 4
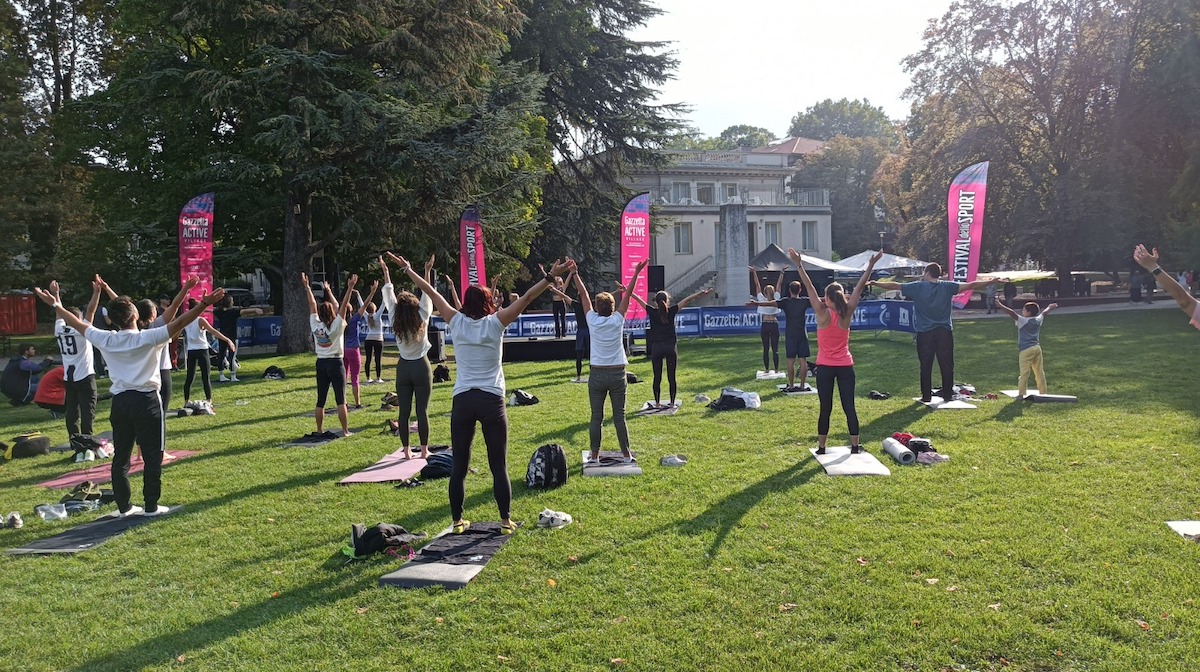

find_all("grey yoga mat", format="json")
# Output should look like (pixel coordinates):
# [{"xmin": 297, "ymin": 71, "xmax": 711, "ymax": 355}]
[{"xmin": 882, "ymin": 437, "xmax": 915, "ymax": 465}]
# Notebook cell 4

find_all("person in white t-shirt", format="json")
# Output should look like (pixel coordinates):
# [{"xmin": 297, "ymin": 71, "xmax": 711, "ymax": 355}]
[
  {"xmin": 362, "ymin": 291, "xmax": 387, "ymax": 384},
  {"xmin": 393, "ymin": 252, "xmax": 571, "ymax": 536},
  {"xmin": 54, "ymin": 286, "xmax": 99, "ymax": 438},
  {"xmin": 379, "ymin": 254, "xmax": 438, "ymax": 459},
  {"xmin": 750, "ymin": 266, "xmax": 784, "ymax": 374},
  {"xmin": 301, "ymin": 272, "xmax": 358, "ymax": 437},
  {"xmin": 576, "ymin": 259, "xmax": 648, "ymax": 465},
  {"xmin": 181, "ymin": 299, "xmax": 236, "ymax": 411},
  {"xmin": 34, "ymin": 277, "xmax": 223, "ymax": 517}
]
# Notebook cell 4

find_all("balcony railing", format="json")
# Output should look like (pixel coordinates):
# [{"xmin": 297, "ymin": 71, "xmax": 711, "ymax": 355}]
[{"xmin": 647, "ymin": 187, "xmax": 830, "ymax": 208}]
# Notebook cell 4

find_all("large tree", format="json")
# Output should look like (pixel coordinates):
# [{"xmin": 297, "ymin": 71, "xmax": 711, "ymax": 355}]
[
  {"xmin": 790, "ymin": 135, "xmax": 891, "ymax": 256},
  {"xmin": 788, "ymin": 98, "xmax": 894, "ymax": 142},
  {"xmin": 67, "ymin": 0, "xmax": 552, "ymax": 352}
]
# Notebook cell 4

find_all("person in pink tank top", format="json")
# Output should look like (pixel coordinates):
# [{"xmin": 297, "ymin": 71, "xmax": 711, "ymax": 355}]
[{"xmin": 789, "ymin": 248, "xmax": 882, "ymax": 454}]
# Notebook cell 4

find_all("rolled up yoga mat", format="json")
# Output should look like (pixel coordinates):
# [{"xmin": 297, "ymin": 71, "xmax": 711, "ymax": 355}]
[{"xmin": 882, "ymin": 437, "xmax": 915, "ymax": 465}]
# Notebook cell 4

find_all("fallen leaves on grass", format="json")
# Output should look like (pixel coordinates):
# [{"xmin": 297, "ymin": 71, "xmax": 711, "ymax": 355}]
[
  {"xmin": 1136, "ymin": 619, "xmax": 1151, "ymax": 631},
  {"xmin": 568, "ymin": 555, "xmax": 578, "ymax": 563},
  {"xmin": 610, "ymin": 658, "xmax": 627, "ymax": 666},
  {"xmin": 856, "ymin": 557, "xmax": 869, "ymax": 566},
  {"xmin": 270, "ymin": 592, "xmax": 281, "ymax": 599},
  {"xmin": 497, "ymin": 655, "xmax": 510, "ymax": 661},
  {"xmin": 946, "ymin": 586, "xmax": 959, "ymax": 592},
  {"xmin": 925, "ymin": 578, "xmax": 939, "ymax": 585},
  {"xmin": 778, "ymin": 603, "xmax": 798, "ymax": 612},
  {"xmin": 176, "ymin": 655, "xmax": 187, "ymax": 663},
  {"xmin": 988, "ymin": 603, "xmax": 1001, "ymax": 611},
  {"xmin": 613, "ymin": 616, "xmax": 628, "ymax": 624},
  {"xmin": 722, "ymin": 567, "xmax": 732, "ymax": 573},
  {"xmin": 355, "ymin": 607, "xmax": 369, "ymax": 615}
]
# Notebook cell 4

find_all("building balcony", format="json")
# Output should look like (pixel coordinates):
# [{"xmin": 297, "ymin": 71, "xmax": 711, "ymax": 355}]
[{"xmin": 647, "ymin": 187, "xmax": 830, "ymax": 208}]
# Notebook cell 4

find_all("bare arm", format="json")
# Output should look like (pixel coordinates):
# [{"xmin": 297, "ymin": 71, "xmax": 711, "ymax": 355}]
[
  {"xmin": 444, "ymin": 277, "xmax": 462, "ymax": 310},
  {"xmin": 336, "ymin": 275, "xmax": 359, "ymax": 319},
  {"xmin": 357, "ymin": 281, "xmax": 379, "ymax": 317},
  {"xmin": 498, "ymin": 259, "xmax": 572, "ymax": 327},
  {"xmin": 388, "ymin": 253, "xmax": 458, "ymax": 322},
  {"xmin": 775, "ymin": 270, "xmax": 785, "ymax": 294},
  {"xmin": 161, "ymin": 282, "xmax": 188, "ymax": 321},
  {"xmin": 167, "ymin": 287, "xmax": 226, "ymax": 340},
  {"xmin": 1040, "ymin": 302, "xmax": 1059, "ymax": 317},
  {"xmin": 84, "ymin": 276, "xmax": 105, "ymax": 323},
  {"xmin": 615, "ymin": 282, "xmax": 650, "ymax": 309},
  {"xmin": 871, "ymin": 281, "xmax": 902, "ymax": 291},
  {"xmin": 300, "ymin": 273, "xmax": 318, "ymax": 315},
  {"xmin": 677, "ymin": 288, "xmax": 712, "ymax": 309},
  {"xmin": 35, "ymin": 282, "xmax": 92, "ymax": 334},
  {"xmin": 748, "ymin": 266, "xmax": 762, "ymax": 297},
  {"xmin": 962, "ymin": 278, "xmax": 1002, "ymax": 292},
  {"xmin": 847, "ymin": 251, "xmax": 883, "ymax": 310},
  {"xmin": 1134, "ymin": 245, "xmax": 1198, "ymax": 315},
  {"xmin": 572, "ymin": 266, "xmax": 592, "ymax": 314},
  {"xmin": 617, "ymin": 260, "xmax": 648, "ymax": 316},
  {"xmin": 200, "ymin": 317, "xmax": 236, "ymax": 350},
  {"xmin": 994, "ymin": 299, "xmax": 1020, "ymax": 321},
  {"xmin": 788, "ymin": 248, "xmax": 827, "ymax": 320}
]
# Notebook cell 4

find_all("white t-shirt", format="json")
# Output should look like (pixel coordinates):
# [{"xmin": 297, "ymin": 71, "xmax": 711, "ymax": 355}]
[
  {"xmin": 364, "ymin": 309, "xmax": 386, "ymax": 341},
  {"xmin": 448, "ymin": 312, "xmax": 506, "ymax": 398},
  {"xmin": 54, "ymin": 319, "xmax": 95, "ymax": 381},
  {"xmin": 85, "ymin": 325, "xmax": 170, "ymax": 395},
  {"xmin": 382, "ymin": 284, "xmax": 433, "ymax": 360},
  {"xmin": 184, "ymin": 320, "xmax": 210, "ymax": 350},
  {"xmin": 151, "ymin": 316, "xmax": 172, "ymax": 370},
  {"xmin": 587, "ymin": 311, "xmax": 627, "ymax": 367},
  {"xmin": 311, "ymin": 315, "xmax": 346, "ymax": 359},
  {"xmin": 757, "ymin": 292, "xmax": 781, "ymax": 316}
]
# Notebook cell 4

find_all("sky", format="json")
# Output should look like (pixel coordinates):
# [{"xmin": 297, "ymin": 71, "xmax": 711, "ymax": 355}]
[{"xmin": 628, "ymin": 0, "xmax": 957, "ymax": 138}]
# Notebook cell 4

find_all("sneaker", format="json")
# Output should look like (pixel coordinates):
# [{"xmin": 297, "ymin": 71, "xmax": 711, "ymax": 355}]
[
  {"xmin": 850, "ymin": 445, "xmax": 863, "ymax": 454},
  {"xmin": 621, "ymin": 454, "xmax": 637, "ymax": 464},
  {"xmin": 452, "ymin": 519, "xmax": 471, "ymax": 534},
  {"xmin": 83, "ymin": 449, "xmax": 96, "ymax": 462},
  {"xmin": 546, "ymin": 512, "xmax": 572, "ymax": 529},
  {"xmin": 500, "ymin": 521, "xmax": 519, "ymax": 535},
  {"xmin": 230, "ymin": 376, "xmax": 240, "ymax": 382},
  {"xmin": 219, "ymin": 374, "xmax": 229, "ymax": 382},
  {"xmin": 4, "ymin": 512, "xmax": 22, "ymax": 529},
  {"xmin": 74, "ymin": 451, "xmax": 87, "ymax": 463},
  {"xmin": 660, "ymin": 455, "xmax": 687, "ymax": 467},
  {"xmin": 142, "ymin": 505, "xmax": 171, "ymax": 517},
  {"xmin": 119, "ymin": 505, "xmax": 144, "ymax": 517},
  {"xmin": 816, "ymin": 447, "xmax": 827, "ymax": 455},
  {"xmin": 537, "ymin": 509, "xmax": 555, "ymax": 528}
]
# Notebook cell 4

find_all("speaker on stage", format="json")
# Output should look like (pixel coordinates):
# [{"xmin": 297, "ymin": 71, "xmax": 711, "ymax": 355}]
[{"xmin": 648, "ymin": 265, "xmax": 665, "ymax": 293}]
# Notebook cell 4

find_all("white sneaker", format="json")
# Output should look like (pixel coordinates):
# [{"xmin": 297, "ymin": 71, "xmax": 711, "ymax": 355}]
[
  {"xmin": 537, "ymin": 509, "xmax": 555, "ymax": 528},
  {"xmin": 74, "ymin": 451, "xmax": 87, "ymax": 463},
  {"xmin": 219, "ymin": 374, "xmax": 229, "ymax": 382},
  {"xmin": 660, "ymin": 455, "xmax": 688, "ymax": 467},
  {"xmin": 121, "ymin": 505, "xmax": 144, "ymax": 517},
  {"xmin": 83, "ymin": 449, "xmax": 96, "ymax": 462},
  {"xmin": 142, "ymin": 505, "xmax": 171, "ymax": 517},
  {"xmin": 230, "ymin": 376, "xmax": 240, "ymax": 382},
  {"xmin": 547, "ymin": 512, "xmax": 573, "ymax": 529}
]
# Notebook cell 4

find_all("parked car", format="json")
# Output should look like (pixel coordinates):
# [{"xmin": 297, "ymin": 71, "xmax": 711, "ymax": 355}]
[{"xmin": 223, "ymin": 288, "xmax": 258, "ymax": 307}]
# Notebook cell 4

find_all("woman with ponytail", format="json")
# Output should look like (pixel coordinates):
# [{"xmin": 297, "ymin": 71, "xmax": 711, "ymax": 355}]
[
  {"xmin": 301, "ymin": 272, "xmax": 359, "ymax": 437},
  {"xmin": 626, "ymin": 286, "xmax": 711, "ymax": 408},
  {"xmin": 788, "ymin": 247, "xmax": 882, "ymax": 454},
  {"xmin": 378, "ymin": 255, "xmax": 435, "ymax": 460}
]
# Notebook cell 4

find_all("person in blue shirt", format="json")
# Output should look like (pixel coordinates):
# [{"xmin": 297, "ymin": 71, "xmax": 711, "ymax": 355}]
[
  {"xmin": 2, "ymin": 343, "xmax": 54, "ymax": 405},
  {"xmin": 872, "ymin": 263, "xmax": 1003, "ymax": 403}
]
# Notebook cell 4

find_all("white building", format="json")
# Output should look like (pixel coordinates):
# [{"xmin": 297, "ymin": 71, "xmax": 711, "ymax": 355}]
[{"xmin": 623, "ymin": 138, "xmax": 833, "ymax": 300}]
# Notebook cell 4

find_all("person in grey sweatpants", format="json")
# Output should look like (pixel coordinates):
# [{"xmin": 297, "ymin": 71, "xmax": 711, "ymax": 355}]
[{"xmin": 573, "ymin": 259, "xmax": 647, "ymax": 464}]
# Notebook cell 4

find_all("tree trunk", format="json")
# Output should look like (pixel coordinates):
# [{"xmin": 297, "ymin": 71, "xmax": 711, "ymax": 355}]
[{"xmin": 277, "ymin": 188, "xmax": 314, "ymax": 354}]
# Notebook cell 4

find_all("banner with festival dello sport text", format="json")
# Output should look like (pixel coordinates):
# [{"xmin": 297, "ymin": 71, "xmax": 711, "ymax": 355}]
[
  {"xmin": 620, "ymin": 192, "xmax": 651, "ymax": 321},
  {"xmin": 178, "ymin": 193, "xmax": 215, "ymax": 318},
  {"xmin": 948, "ymin": 161, "xmax": 988, "ymax": 308},
  {"xmin": 459, "ymin": 205, "xmax": 487, "ymax": 299}
]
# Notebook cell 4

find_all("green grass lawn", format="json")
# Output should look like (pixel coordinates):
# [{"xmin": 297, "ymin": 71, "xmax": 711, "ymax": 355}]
[{"xmin": 1, "ymin": 309, "xmax": 1198, "ymax": 671}]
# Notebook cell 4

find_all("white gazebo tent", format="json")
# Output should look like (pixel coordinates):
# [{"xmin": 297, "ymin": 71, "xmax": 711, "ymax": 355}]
[{"xmin": 839, "ymin": 250, "xmax": 931, "ymax": 275}]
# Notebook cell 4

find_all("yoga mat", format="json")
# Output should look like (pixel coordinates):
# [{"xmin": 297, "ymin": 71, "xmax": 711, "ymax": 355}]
[
  {"xmin": 882, "ymin": 437, "xmax": 915, "ymax": 465},
  {"xmin": 636, "ymin": 402, "xmax": 679, "ymax": 416},
  {"xmin": 7, "ymin": 506, "xmax": 184, "ymax": 555},
  {"xmin": 52, "ymin": 431, "xmax": 113, "ymax": 453},
  {"xmin": 581, "ymin": 451, "xmax": 642, "ymax": 477},
  {"xmin": 809, "ymin": 447, "xmax": 890, "ymax": 477},
  {"xmin": 1167, "ymin": 521, "xmax": 1200, "ymax": 541},
  {"xmin": 913, "ymin": 397, "xmax": 977, "ymax": 410},
  {"xmin": 379, "ymin": 522, "xmax": 515, "ymax": 590},
  {"xmin": 339, "ymin": 449, "xmax": 427, "ymax": 485},
  {"xmin": 570, "ymin": 377, "xmax": 589, "ymax": 384},
  {"xmin": 38, "ymin": 452, "xmax": 199, "ymax": 490},
  {"xmin": 304, "ymin": 406, "xmax": 366, "ymax": 418},
  {"xmin": 776, "ymin": 384, "xmax": 817, "ymax": 396},
  {"xmin": 282, "ymin": 433, "xmax": 340, "ymax": 448},
  {"xmin": 755, "ymin": 370, "xmax": 786, "ymax": 380}
]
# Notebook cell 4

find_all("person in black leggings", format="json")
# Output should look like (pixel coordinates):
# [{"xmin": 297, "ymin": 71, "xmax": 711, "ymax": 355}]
[
  {"xmin": 626, "ymin": 287, "xmax": 711, "ymax": 407},
  {"xmin": 750, "ymin": 266, "xmax": 783, "ymax": 373},
  {"xmin": 550, "ymin": 276, "xmax": 568, "ymax": 338},
  {"xmin": 546, "ymin": 272, "xmax": 589, "ymax": 381},
  {"xmin": 379, "ymin": 254, "xmax": 435, "ymax": 459}
]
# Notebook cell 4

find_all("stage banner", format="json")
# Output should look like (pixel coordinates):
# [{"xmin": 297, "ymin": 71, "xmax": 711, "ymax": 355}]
[
  {"xmin": 459, "ymin": 206, "xmax": 487, "ymax": 298},
  {"xmin": 948, "ymin": 161, "xmax": 989, "ymax": 308},
  {"xmin": 624, "ymin": 309, "xmax": 701, "ymax": 338},
  {"xmin": 620, "ymin": 193, "xmax": 652, "ymax": 321},
  {"xmin": 178, "ymin": 193, "xmax": 215, "ymax": 317}
]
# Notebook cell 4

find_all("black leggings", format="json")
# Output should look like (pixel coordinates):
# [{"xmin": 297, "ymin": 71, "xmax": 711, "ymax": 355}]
[
  {"xmin": 109, "ymin": 390, "xmax": 165, "ymax": 513},
  {"xmin": 915, "ymin": 327, "xmax": 955, "ymax": 401},
  {"xmin": 217, "ymin": 335, "xmax": 237, "ymax": 372},
  {"xmin": 575, "ymin": 331, "xmax": 590, "ymax": 378},
  {"xmin": 552, "ymin": 301, "xmax": 567, "ymax": 338},
  {"xmin": 315, "ymin": 357, "xmax": 346, "ymax": 408},
  {"xmin": 364, "ymin": 340, "xmax": 383, "ymax": 379},
  {"xmin": 650, "ymin": 341, "xmax": 678, "ymax": 404},
  {"xmin": 816, "ymin": 365, "xmax": 858, "ymax": 436},
  {"xmin": 159, "ymin": 369, "xmax": 172, "ymax": 412},
  {"xmin": 449, "ymin": 389, "xmax": 510, "ymax": 521},
  {"xmin": 760, "ymin": 321, "xmax": 780, "ymax": 371},
  {"xmin": 64, "ymin": 373, "xmax": 97, "ymax": 437},
  {"xmin": 395, "ymin": 356, "xmax": 432, "ymax": 446},
  {"xmin": 184, "ymin": 349, "xmax": 212, "ymax": 401}
]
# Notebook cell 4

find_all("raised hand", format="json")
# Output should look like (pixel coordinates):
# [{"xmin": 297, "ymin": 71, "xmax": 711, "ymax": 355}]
[
  {"xmin": 425, "ymin": 254, "xmax": 436, "ymax": 274},
  {"xmin": 202, "ymin": 288, "xmax": 226, "ymax": 306},
  {"xmin": 700, "ymin": 288, "xmax": 712, "ymax": 296},
  {"xmin": 300, "ymin": 272, "xmax": 310, "ymax": 287},
  {"xmin": 33, "ymin": 286, "xmax": 57, "ymax": 306},
  {"xmin": 183, "ymin": 276, "xmax": 200, "ymax": 292},
  {"xmin": 870, "ymin": 249, "xmax": 884, "ymax": 264},
  {"xmin": 389, "ymin": 253, "xmax": 411, "ymax": 270},
  {"xmin": 635, "ymin": 259, "xmax": 649, "ymax": 272},
  {"xmin": 370, "ymin": 280, "xmax": 379, "ymax": 292},
  {"xmin": 549, "ymin": 258, "xmax": 571, "ymax": 277},
  {"xmin": 566, "ymin": 259, "xmax": 578, "ymax": 274},
  {"xmin": 347, "ymin": 274, "xmax": 359, "ymax": 289},
  {"xmin": 1133, "ymin": 244, "xmax": 1159, "ymax": 271}
]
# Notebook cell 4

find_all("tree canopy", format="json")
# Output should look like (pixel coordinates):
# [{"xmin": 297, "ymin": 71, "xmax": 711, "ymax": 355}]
[{"xmin": 787, "ymin": 98, "xmax": 894, "ymax": 142}]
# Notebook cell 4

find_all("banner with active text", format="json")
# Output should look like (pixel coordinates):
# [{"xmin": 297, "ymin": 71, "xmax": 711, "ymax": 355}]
[
  {"xmin": 178, "ymin": 193, "xmax": 215, "ymax": 319},
  {"xmin": 948, "ymin": 161, "xmax": 988, "ymax": 308},
  {"xmin": 620, "ymin": 193, "xmax": 651, "ymax": 322},
  {"xmin": 459, "ymin": 206, "xmax": 487, "ymax": 299}
]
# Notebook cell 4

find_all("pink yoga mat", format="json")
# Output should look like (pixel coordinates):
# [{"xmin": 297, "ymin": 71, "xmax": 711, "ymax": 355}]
[
  {"xmin": 339, "ymin": 448, "xmax": 427, "ymax": 485},
  {"xmin": 38, "ymin": 451, "xmax": 199, "ymax": 490}
]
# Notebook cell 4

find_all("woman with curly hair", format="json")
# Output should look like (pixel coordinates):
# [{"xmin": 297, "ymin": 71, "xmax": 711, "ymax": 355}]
[{"xmin": 379, "ymin": 255, "xmax": 437, "ymax": 459}]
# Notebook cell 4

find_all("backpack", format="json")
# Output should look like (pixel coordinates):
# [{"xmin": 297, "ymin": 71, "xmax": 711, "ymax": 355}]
[
  {"xmin": 433, "ymin": 364, "xmax": 451, "ymax": 383},
  {"xmin": 7, "ymin": 433, "xmax": 51, "ymax": 459},
  {"xmin": 349, "ymin": 523, "xmax": 426, "ymax": 557},
  {"xmin": 419, "ymin": 452, "xmax": 455, "ymax": 480},
  {"xmin": 708, "ymin": 387, "xmax": 758, "ymax": 411},
  {"xmin": 525, "ymin": 444, "xmax": 568, "ymax": 489},
  {"xmin": 509, "ymin": 389, "xmax": 539, "ymax": 406},
  {"xmin": 626, "ymin": 372, "xmax": 640, "ymax": 384},
  {"xmin": 262, "ymin": 365, "xmax": 286, "ymax": 380}
]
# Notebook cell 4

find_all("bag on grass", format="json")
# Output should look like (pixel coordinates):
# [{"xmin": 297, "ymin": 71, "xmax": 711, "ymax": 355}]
[
  {"xmin": 708, "ymin": 387, "xmax": 759, "ymax": 411},
  {"xmin": 262, "ymin": 365, "xmax": 286, "ymax": 380},
  {"xmin": 8, "ymin": 433, "xmax": 51, "ymax": 459},
  {"xmin": 509, "ymin": 389, "xmax": 539, "ymax": 406},
  {"xmin": 69, "ymin": 434, "xmax": 105, "ymax": 456},
  {"xmin": 419, "ymin": 452, "xmax": 454, "ymax": 480},
  {"xmin": 433, "ymin": 364, "xmax": 451, "ymax": 383},
  {"xmin": 626, "ymin": 372, "xmax": 640, "ymax": 384},
  {"xmin": 381, "ymin": 392, "xmax": 399, "ymax": 407},
  {"xmin": 349, "ymin": 523, "xmax": 427, "ymax": 558},
  {"xmin": 525, "ymin": 444, "xmax": 568, "ymax": 489}
]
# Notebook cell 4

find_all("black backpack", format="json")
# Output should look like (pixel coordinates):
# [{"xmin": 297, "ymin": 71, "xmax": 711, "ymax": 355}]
[
  {"xmin": 262, "ymin": 365, "xmax": 286, "ymax": 380},
  {"xmin": 707, "ymin": 390, "xmax": 747, "ymax": 411},
  {"xmin": 433, "ymin": 364, "xmax": 450, "ymax": 383},
  {"xmin": 7, "ymin": 433, "xmax": 51, "ymax": 459},
  {"xmin": 510, "ymin": 389, "xmax": 539, "ymax": 406},
  {"xmin": 350, "ymin": 523, "xmax": 426, "ymax": 557},
  {"xmin": 525, "ymin": 444, "xmax": 568, "ymax": 489},
  {"xmin": 419, "ymin": 452, "xmax": 454, "ymax": 480}
]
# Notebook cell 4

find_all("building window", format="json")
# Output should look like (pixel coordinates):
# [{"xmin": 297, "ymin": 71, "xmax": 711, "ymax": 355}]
[
  {"xmin": 696, "ymin": 183, "xmax": 715, "ymax": 205},
  {"xmin": 674, "ymin": 222, "xmax": 692, "ymax": 255},
  {"xmin": 671, "ymin": 182, "xmax": 692, "ymax": 204},
  {"xmin": 802, "ymin": 220, "xmax": 817, "ymax": 251},
  {"xmin": 723, "ymin": 183, "xmax": 739, "ymax": 202},
  {"xmin": 765, "ymin": 221, "xmax": 781, "ymax": 248},
  {"xmin": 748, "ymin": 225, "xmax": 756, "ymax": 257}
]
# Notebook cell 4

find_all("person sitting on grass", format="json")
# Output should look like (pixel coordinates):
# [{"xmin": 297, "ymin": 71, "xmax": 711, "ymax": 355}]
[
  {"xmin": 1133, "ymin": 244, "xmax": 1199, "ymax": 330},
  {"xmin": 790, "ymin": 248, "xmax": 881, "ymax": 455},
  {"xmin": 1, "ymin": 343, "xmax": 54, "ymax": 405},
  {"xmin": 994, "ymin": 299, "xmax": 1058, "ymax": 398},
  {"xmin": 393, "ymin": 251, "xmax": 573, "ymax": 536}
]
